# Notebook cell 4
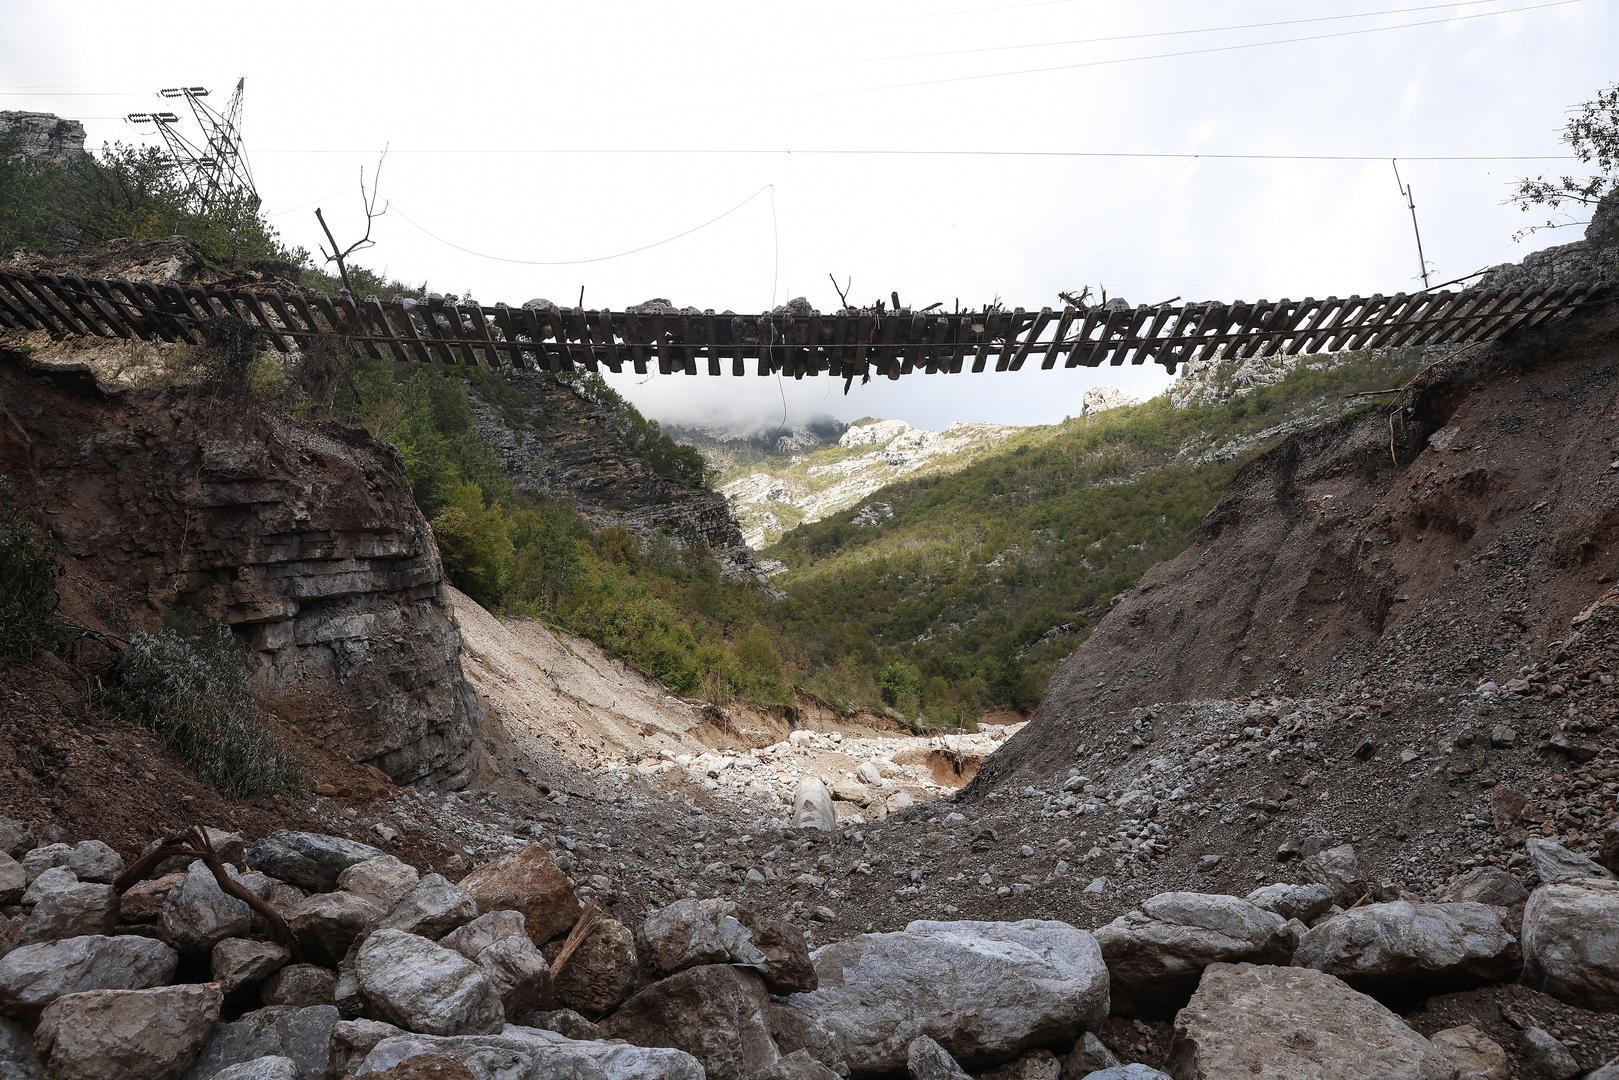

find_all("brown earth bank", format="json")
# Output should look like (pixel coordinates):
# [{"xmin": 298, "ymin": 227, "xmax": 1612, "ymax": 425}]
[{"xmin": 0, "ymin": 351, "xmax": 479, "ymax": 789}]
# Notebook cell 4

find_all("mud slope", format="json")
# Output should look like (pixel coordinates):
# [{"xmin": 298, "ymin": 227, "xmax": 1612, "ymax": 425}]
[{"xmin": 1020, "ymin": 304, "xmax": 1619, "ymax": 726}]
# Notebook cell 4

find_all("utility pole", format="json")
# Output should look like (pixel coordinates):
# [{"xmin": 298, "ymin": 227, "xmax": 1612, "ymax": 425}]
[{"xmin": 1392, "ymin": 159, "xmax": 1431, "ymax": 290}]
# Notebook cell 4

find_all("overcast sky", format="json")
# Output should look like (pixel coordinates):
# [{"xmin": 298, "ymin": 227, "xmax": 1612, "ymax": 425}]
[{"xmin": 2, "ymin": 0, "xmax": 1611, "ymax": 429}]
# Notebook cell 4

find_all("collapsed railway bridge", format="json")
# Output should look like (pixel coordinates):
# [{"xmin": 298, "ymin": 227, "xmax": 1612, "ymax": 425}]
[{"xmin": 0, "ymin": 267, "xmax": 1609, "ymax": 378}]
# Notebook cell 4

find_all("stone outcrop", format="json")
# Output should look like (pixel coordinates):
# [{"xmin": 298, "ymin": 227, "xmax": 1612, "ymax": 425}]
[
  {"xmin": 604, "ymin": 964, "xmax": 779, "ymax": 1080},
  {"xmin": 1168, "ymin": 963, "xmax": 1452, "ymax": 1080},
  {"xmin": 36, "ymin": 984, "xmax": 222, "ymax": 1080},
  {"xmin": 0, "ymin": 357, "xmax": 478, "ymax": 789},
  {"xmin": 0, "ymin": 110, "xmax": 86, "ymax": 163},
  {"xmin": 0, "ymin": 935, "xmax": 178, "ymax": 1014},
  {"xmin": 1291, "ymin": 901, "xmax": 1520, "ymax": 995},
  {"xmin": 772, "ymin": 919, "xmax": 1108, "ymax": 1076},
  {"xmin": 248, "ymin": 832, "xmax": 384, "ymax": 893},
  {"xmin": 468, "ymin": 370, "xmax": 761, "ymax": 580},
  {"xmin": 1520, "ymin": 876, "xmax": 1619, "ymax": 1009},
  {"xmin": 1080, "ymin": 386, "xmax": 1137, "ymax": 416},
  {"xmin": 353, "ymin": 930, "xmax": 505, "ymax": 1037},
  {"xmin": 1093, "ymin": 892, "xmax": 1297, "ymax": 1014},
  {"xmin": 700, "ymin": 417, "xmax": 1018, "ymax": 550}
]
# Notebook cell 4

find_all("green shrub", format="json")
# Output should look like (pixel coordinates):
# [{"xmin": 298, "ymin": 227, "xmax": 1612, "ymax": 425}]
[
  {"xmin": 0, "ymin": 509, "xmax": 61, "ymax": 661},
  {"xmin": 878, "ymin": 660, "xmax": 922, "ymax": 710},
  {"xmin": 113, "ymin": 625, "xmax": 304, "ymax": 797}
]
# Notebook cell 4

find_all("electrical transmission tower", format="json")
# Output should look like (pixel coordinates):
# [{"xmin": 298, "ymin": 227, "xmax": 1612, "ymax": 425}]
[{"xmin": 126, "ymin": 78, "xmax": 259, "ymax": 212}]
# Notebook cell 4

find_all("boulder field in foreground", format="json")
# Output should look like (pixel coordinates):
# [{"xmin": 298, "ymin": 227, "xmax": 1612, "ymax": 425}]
[{"xmin": 4, "ymin": 818, "xmax": 1619, "ymax": 1079}]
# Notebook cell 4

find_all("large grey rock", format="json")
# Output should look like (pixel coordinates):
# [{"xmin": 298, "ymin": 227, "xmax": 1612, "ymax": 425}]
[
  {"xmin": 36, "ymin": 983, "xmax": 221, "ymax": 1080},
  {"xmin": 287, "ymin": 891, "xmax": 382, "ymax": 966},
  {"xmin": 755, "ymin": 1048, "xmax": 841, "ymax": 1080},
  {"xmin": 1168, "ymin": 963, "xmax": 1452, "ymax": 1080},
  {"xmin": 1303, "ymin": 844, "xmax": 1366, "ymax": 904},
  {"xmin": 1437, "ymin": 868, "xmax": 1530, "ymax": 909},
  {"xmin": 355, "ymin": 929, "xmax": 504, "ymax": 1036},
  {"xmin": 357, "ymin": 1025, "xmax": 705, "ymax": 1079},
  {"xmin": 119, "ymin": 872, "xmax": 187, "ymax": 924},
  {"xmin": 1522, "ymin": 1026, "xmax": 1579, "ymax": 1079},
  {"xmin": 186, "ymin": 1004, "xmax": 339, "ymax": 1080},
  {"xmin": 327, "ymin": 1019, "xmax": 401, "ymax": 1079},
  {"xmin": 1077, "ymin": 1068, "xmax": 1170, "ymax": 1080},
  {"xmin": 773, "ymin": 919, "xmax": 1109, "ymax": 1076},
  {"xmin": 1527, "ymin": 839, "xmax": 1614, "ymax": 884},
  {"xmin": 380, "ymin": 875, "xmax": 477, "ymax": 940},
  {"xmin": 1427, "ymin": 1024, "xmax": 1509, "ymax": 1080},
  {"xmin": 211, "ymin": 1058, "xmax": 298, "ymax": 1080},
  {"xmin": 1292, "ymin": 901, "xmax": 1519, "ymax": 995},
  {"xmin": 0, "ymin": 111, "xmax": 87, "ymax": 163},
  {"xmin": 0, "ymin": 1015, "xmax": 42, "ymax": 1079},
  {"xmin": 0, "ymin": 935, "xmax": 178, "ymax": 1014},
  {"xmin": 471, "ymin": 936, "xmax": 552, "ymax": 1020},
  {"xmin": 906, "ymin": 1035, "xmax": 970, "ymax": 1079},
  {"xmin": 211, "ymin": 939, "xmax": 290, "ymax": 995},
  {"xmin": 458, "ymin": 846, "xmax": 580, "ymax": 947},
  {"xmin": 248, "ymin": 833, "xmax": 384, "ymax": 893},
  {"xmin": 1093, "ymin": 892, "xmax": 1296, "ymax": 1014},
  {"xmin": 441, "ymin": 911, "xmax": 553, "ymax": 1019},
  {"xmin": 1521, "ymin": 877, "xmax": 1619, "ymax": 1009},
  {"xmin": 162, "ymin": 862, "xmax": 253, "ymax": 955},
  {"xmin": 261, "ymin": 964, "xmax": 337, "ymax": 1008},
  {"xmin": 791, "ymin": 779, "xmax": 835, "ymax": 832},
  {"xmin": 522, "ymin": 1009, "xmax": 600, "ymax": 1041},
  {"xmin": 338, "ymin": 856, "xmax": 420, "ymax": 911},
  {"xmin": 0, "ymin": 855, "xmax": 24, "ymax": 905},
  {"xmin": 21, "ymin": 866, "xmax": 75, "ymax": 907},
  {"xmin": 1243, "ymin": 883, "xmax": 1336, "ymax": 923},
  {"xmin": 554, "ymin": 915, "xmax": 634, "ymax": 1016},
  {"xmin": 19, "ymin": 878, "xmax": 115, "ymax": 943},
  {"xmin": 20, "ymin": 842, "xmax": 123, "ymax": 885},
  {"xmin": 604, "ymin": 964, "xmax": 777, "ymax": 1080},
  {"xmin": 0, "ymin": 819, "xmax": 34, "ymax": 860},
  {"xmin": 639, "ymin": 898, "xmax": 814, "ymax": 994},
  {"xmin": 1061, "ymin": 1032, "xmax": 1121, "ymax": 1077}
]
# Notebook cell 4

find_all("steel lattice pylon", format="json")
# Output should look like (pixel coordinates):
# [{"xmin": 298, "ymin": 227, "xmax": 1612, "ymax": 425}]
[{"xmin": 126, "ymin": 78, "xmax": 259, "ymax": 212}]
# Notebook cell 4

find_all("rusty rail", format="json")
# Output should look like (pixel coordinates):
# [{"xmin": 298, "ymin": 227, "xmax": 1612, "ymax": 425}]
[{"xmin": 0, "ymin": 269, "xmax": 1607, "ymax": 378}]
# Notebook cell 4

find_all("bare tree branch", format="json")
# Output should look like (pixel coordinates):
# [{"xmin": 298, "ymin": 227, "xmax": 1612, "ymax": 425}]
[{"xmin": 315, "ymin": 146, "xmax": 389, "ymax": 294}]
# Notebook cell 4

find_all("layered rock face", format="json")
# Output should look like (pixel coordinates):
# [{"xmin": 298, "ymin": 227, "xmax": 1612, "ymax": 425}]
[
  {"xmin": 0, "ymin": 356, "xmax": 476, "ymax": 788},
  {"xmin": 0, "ymin": 110, "xmax": 87, "ymax": 163},
  {"xmin": 468, "ymin": 370, "xmax": 761, "ymax": 580}
]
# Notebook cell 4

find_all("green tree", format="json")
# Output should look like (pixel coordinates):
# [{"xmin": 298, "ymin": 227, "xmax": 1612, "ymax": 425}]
[
  {"xmin": 878, "ymin": 660, "xmax": 922, "ymax": 710},
  {"xmin": 430, "ymin": 483, "xmax": 514, "ymax": 608},
  {"xmin": 1515, "ymin": 81, "xmax": 1619, "ymax": 240}
]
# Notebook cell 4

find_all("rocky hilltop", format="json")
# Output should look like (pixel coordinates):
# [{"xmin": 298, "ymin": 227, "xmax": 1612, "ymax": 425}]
[
  {"xmin": 685, "ymin": 417, "xmax": 1022, "ymax": 549},
  {"xmin": 0, "ymin": 110, "xmax": 86, "ymax": 164}
]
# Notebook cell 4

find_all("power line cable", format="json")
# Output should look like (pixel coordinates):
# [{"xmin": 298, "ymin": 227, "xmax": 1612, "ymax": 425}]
[
  {"xmin": 245, "ymin": 146, "xmax": 1573, "ymax": 161},
  {"xmin": 747, "ymin": 0, "xmax": 1584, "ymax": 103},
  {"xmin": 389, "ymin": 184, "xmax": 774, "ymax": 266},
  {"xmin": 851, "ymin": 0, "xmax": 1087, "ymax": 25},
  {"xmin": 797, "ymin": 0, "xmax": 1514, "ymax": 68}
]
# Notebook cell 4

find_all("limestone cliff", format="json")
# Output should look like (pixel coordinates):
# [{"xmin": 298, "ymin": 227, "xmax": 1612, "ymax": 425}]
[
  {"xmin": 469, "ymin": 370, "xmax": 760, "ymax": 580},
  {"xmin": 0, "ymin": 110, "xmax": 86, "ymax": 164},
  {"xmin": 0, "ymin": 353, "xmax": 478, "ymax": 789}
]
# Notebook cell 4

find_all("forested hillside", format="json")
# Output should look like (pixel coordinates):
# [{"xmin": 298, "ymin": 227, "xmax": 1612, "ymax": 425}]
[{"xmin": 765, "ymin": 349, "xmax": 1434, "ymax": 721}]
